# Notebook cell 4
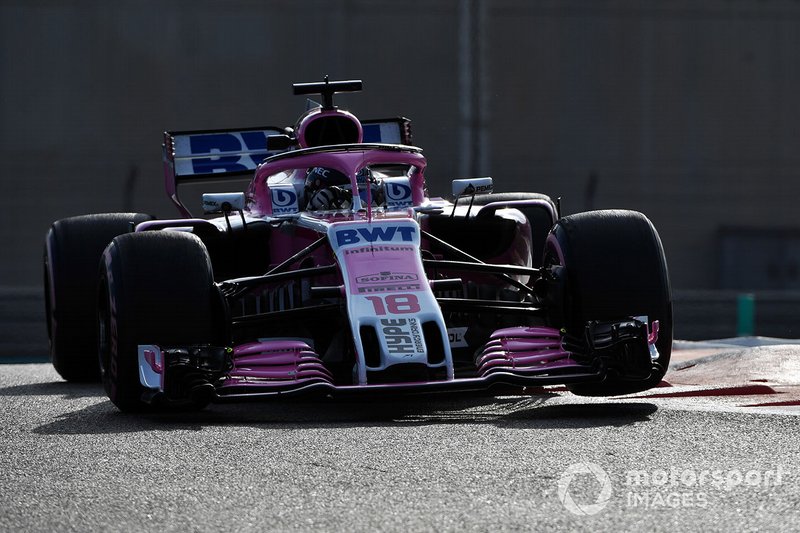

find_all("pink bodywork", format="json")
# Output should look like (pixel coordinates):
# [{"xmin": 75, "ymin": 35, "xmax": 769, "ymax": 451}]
[
  {"xmin": 221, "ymin": 340, "xmax": 333, "ymax": 390},
  {"xmin": 145, "ymin": 143, "xmax": 657, "ymax": 397},
  {"xmin": 246, "ymin": 147, "xmax": 427, "ymax": 217},
  {"xmin": 476, "ymin": 327, "xmax": 582, "ymax": 376}
]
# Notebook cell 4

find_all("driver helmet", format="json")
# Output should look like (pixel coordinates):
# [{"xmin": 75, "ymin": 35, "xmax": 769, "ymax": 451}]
[
  {"xmin": 304, "ymin": 167, "xmax": 384, "ymax": 210},
  {"xmin": 304, "ymin": 167, "xmax": 350, "ymax": 210}
]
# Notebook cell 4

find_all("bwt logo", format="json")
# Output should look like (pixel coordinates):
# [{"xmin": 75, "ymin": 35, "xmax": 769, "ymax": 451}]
[
  {"xmin": 385, "ymin": 182, "xmax": 412, "ymax": 203},
  {"xmin": 335, "ymin": 226, "xmax": 416, "ymax": 246},
  {"xmin": 189, "ymin": 132, "xmax": 269, "ymax": 174},
  {"xmin": 271, "ymin": 188, "xmax": 297, "ymax": 207},
  {"xmin": 270, "ymin": 187, "xmax": 299, "ymax": 214}
]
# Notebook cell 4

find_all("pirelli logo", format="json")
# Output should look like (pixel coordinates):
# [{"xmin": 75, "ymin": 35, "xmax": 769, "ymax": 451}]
[{"xmin": 358, "ymin": 284, "xmax": 422, "ymax": 294}]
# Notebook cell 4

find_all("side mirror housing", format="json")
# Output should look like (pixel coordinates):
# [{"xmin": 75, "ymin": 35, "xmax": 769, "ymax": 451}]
[
  {"xmin": 202, "ymin": 192, "xmax": 246, "ymax": 214},
  {"xmin": 452, "ymin": 177, "xmax": 493, "ymax": 198}
]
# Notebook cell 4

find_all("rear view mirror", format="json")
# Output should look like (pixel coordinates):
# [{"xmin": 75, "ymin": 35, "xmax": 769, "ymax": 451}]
[
  {"xmin": 267, "ymin": 134, "xmax": 295, "ymax": 151},
  {"xmin": 452, "ymin": 177, "xmax": 493, "ymax": 198},
  {"xmin": 202, "ymin": 193, "xmax": 246, "ymax": 214}
]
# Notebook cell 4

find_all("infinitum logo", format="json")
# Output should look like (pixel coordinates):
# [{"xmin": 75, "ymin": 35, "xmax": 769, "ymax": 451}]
[{"xmin": 557, "ymin": 462, "xmax": 613, "ymax": 516}]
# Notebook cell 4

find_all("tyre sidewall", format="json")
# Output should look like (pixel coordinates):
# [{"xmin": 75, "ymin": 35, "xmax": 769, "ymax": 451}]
[
  {"xmin": 99, "ymin": 231, "xmax": 220, "ymax": 411},
  {"xmin": 45, "ymin": 213, "xmax": 152, "ymax": 381},
  {"xmin": 546, "ymin": 210, "xmax": 673, "ymax": 395}
]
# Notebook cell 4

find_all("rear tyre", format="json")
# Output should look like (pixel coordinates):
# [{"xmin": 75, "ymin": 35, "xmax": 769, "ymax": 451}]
[
  {"xmin": 98, "ymin": 231, "xmax": 223, "ymax": 412},
  {"xmin": 544, "ymin": 210, "xmax": 672, "ymax": 395},
  {"xmin": 44, "ymin": 213, "xmax": 152, "ymax": 381}
]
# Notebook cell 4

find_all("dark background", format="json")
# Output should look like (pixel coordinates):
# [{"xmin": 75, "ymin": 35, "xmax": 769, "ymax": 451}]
[{"xmin": 2, "ymin": 0, "xmax": 800, "ymax": 347}]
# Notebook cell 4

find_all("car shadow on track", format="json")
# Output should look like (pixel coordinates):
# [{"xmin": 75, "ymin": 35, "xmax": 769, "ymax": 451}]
[
  {"xmin": 31, "ymin": 391, "xmax": 659, "ymax": 435},
  {"xmin": 0, "ymin": 380, "xmax": 105, "ymax": 400}
]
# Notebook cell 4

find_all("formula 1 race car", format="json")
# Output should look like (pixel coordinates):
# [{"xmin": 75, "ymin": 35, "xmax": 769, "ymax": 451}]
[{"xmin": 44, "ymin": 78, "xmax": 672, "ymax": 412}]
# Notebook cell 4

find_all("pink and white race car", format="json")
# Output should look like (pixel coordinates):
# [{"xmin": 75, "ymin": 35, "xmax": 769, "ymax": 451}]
[{"xmin": 44, "ymin": 78, "xmax": 672, "ymax": 411}]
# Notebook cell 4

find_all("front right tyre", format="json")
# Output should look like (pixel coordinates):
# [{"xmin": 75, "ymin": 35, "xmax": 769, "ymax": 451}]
[
  {"xmin": 44, "ymin": 213, "xmax": 152, "ymax": 381},
  {"xmin": 98, "ymin": 231, "xmax": 224, "ymax": 412}
]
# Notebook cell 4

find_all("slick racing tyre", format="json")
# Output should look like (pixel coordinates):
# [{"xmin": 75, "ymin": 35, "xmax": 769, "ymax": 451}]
[
  {"xmin": 98, "ymin": 231, "xmax": 224, "ymax": 412},
  {"xmin": 544, "ymin": 210, "xmax": 672, "ymax": 396},
  {"xmin": 44, "ymin": 213, "xmax": 152, "ymax": 381}
]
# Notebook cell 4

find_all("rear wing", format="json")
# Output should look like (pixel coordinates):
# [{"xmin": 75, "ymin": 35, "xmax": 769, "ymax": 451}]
[
  {"xmin": 163, "ymin": 117, "xmax": 412, "ymax": 216},
  {"xmin": 362, "ymin": 117, "xmax": 413, "ymax": 146}
]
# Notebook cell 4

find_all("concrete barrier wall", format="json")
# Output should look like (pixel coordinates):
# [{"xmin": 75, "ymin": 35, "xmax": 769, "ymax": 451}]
[
  {"xmin": 673, "ymin": 290, "xmax": 800, "ymax": 340},
  {"xmin": 0, "ymin": 289, "xmax": 48, "ymax": 359},
  {"xmin": 3, "ymin": 1, "xmax": 800, "ymax": 293}
]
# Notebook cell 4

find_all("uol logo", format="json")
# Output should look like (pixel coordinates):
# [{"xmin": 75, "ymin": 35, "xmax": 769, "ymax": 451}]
[{"xmin": 335, "ymin": 225, "xmax": 416, "ymax": 246}]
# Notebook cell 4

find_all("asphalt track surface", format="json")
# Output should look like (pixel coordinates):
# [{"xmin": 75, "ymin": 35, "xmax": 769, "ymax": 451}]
[{"xmin": 2, "ymin": 341, "xmax": 800, "ymax": 532}]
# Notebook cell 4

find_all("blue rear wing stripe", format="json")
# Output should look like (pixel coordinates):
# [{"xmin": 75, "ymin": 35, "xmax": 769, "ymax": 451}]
[
  {"xmin": 164, "ymin": 118, "xmax": 411, "ymax": 180},
  {"xmin": 166, "ymin": 128, "xmax": 283, "ymax": 179}
]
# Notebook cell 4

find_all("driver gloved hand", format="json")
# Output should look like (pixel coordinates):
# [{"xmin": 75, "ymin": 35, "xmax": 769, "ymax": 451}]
[{"xmin": 308, "ymin": 185, "xmax": 350, "ymax": 210}]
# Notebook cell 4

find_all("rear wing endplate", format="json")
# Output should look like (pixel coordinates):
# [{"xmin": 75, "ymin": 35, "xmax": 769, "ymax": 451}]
[{"xmin": 163, "ymin": 118, "xmax": 412, "ymax": 216}]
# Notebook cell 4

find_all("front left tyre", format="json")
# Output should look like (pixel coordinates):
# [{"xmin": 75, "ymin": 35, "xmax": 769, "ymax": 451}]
[{"xmin": 543, "ymin": 209, "xmax": 673, "ymax": 395}]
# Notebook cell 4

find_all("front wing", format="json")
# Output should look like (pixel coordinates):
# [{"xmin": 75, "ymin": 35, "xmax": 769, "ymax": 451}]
[{"xmin": 136, "ymin": 319, "xmax": 659, "ymax": 405}]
